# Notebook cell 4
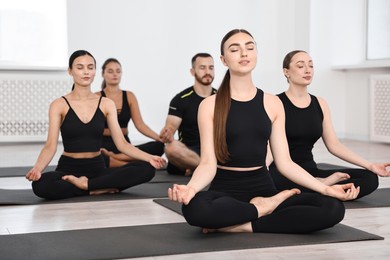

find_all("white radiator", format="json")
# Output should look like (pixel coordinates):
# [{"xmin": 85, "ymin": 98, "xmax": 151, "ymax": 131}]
[
  {"xmin": 370, "ymin": 74, "xmax": 390, "ymax": 143},
  {"xmin": 0, "ymin": 78, "xmax": 71, "ymax": 142}
]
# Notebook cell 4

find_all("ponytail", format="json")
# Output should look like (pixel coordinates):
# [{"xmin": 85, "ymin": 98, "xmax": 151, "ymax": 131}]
[
  {"xmin": 101, "ymin": 80, "xmax": 107, "ymax": 90},
  {"xmin": 213, "ymin": 70, "xmax": 231, "ymax": 163}
]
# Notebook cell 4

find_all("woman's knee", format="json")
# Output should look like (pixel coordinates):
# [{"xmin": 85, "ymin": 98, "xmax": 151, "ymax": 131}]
[
  {"xmin": 182, "ymin": 193, "xmax": 213, "ymax": 227},
  {"xmin": 354, "ymin": 170, "xmax": 379, "ymax": 199},
  {"xmin": 366, "ymin": 171, "xmax": 379, "ymax": 190},
  {"xmin": 32, "ymin": 180, "xmax": 59, "ymax": 199},
  {"xmin": 323, "ymin": 197, "xmax": 345, "ymax": 226},
  {"xmin": 31, "ymin": 181, "xmax": 46, "ymax": 198},
  {"xmin": 137, "ymin": 162, "xmax": 155, "ymax": 181}
]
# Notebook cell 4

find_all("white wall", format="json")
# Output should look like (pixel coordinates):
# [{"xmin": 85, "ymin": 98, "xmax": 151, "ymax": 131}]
[
  {"xmin": 66, "ymin": 0, "xmax": 303, "ymax": 143},
  {"xmin": 310, "ymin": 0, "xmax": 390, "ymax": 140},
  {"xmin": 1, "ymin": 0, "xmax": 389, "ymax": 143}
]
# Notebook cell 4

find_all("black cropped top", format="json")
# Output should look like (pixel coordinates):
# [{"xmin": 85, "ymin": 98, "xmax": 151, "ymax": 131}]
[
  {"xmin": 101, "ymin": 90, "xmax": 131, "ymax": 128},
  {"xmin": 277, "ymin": 92, "xmax": 323, "ymax": 164},
  {"xmin": 60, "ymin": 96, "xmax": 105, "ymax": 153},
  {"xmin": 218, "ymin": 88, "xmax": 271, "ymax": 167}
]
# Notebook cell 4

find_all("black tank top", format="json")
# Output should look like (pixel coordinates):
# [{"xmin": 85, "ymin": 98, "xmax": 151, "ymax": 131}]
[
  {"xmin": 101, "ymin": 90, "xmax": 131, "ymax": 128},
  {"xmin": 61, "ymin": 96, "xmax": 105, "ymax": 153},
  {"xmin": 219, "ymin": 88, "xmax": 271, "ymax": 167},
  {"xmin": 277, "ymin": 92, "xmax": 323, "ymax": 164}
]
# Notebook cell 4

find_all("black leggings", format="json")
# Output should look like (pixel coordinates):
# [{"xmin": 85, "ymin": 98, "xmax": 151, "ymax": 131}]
[
  {"xmin": 102, "ymin": 135, "xmax": 164, "ymax": 167},
  {"xmin": 182, "ymin": 167, "xmax": 345, "ymax": 234},
  {"xmin": 32, "ymin": 155, "xmax": 155, "ymax": 200},
  {"xmin": 102, "ymin": 135, "xmax": 164, "ymax": 155},
  {"xmin": 269, "ymin": 161, "xmax": 378, "ymax": 199}
]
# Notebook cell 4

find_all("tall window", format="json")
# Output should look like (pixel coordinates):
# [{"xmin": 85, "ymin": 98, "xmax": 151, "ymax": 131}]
[
  {"xmin": 0, "ymin": 0, "xmax": 67, "ymax": 69},
  {"xmin": 367, "ymin": 0, "xmax": 390, "ymax": 60}
]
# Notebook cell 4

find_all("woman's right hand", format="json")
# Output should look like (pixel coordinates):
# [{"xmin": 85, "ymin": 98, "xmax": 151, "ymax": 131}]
[
  {"xmin": 149, "ymin": 156, "xmax": 167, "ymax": 169},
  {"xmin": 159, "ymin": 128, "xmax": 173, "ymax": 143},
  {"xmin": 324, "ymin": 183, "xmax": 360, "ymax": 201},
  {"xmin": 168, "ymin": 184, "xmax": 196, "ymax": 205},
  {"xmin": 26, "ymin": 168, "xmax": 42, "ymax": 182}
]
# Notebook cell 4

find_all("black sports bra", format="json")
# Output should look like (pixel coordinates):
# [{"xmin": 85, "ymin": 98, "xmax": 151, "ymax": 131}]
[
  {"xmin": 60, "ymin": 96, "xmax": 105, "ymax": 153},
  {"xmin": 101, "ymin": 90, "xmax": 131, "ymax": 128}
]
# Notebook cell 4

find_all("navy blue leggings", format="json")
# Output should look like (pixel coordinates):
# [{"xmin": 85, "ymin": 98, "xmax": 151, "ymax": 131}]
[
  {"xmin": 269, "ymin": 161, "xmax": 378, "ymax": 199},
  {"xmin": 182, "ymin": 167, "xmax": 345, "ymax": 233},
  {"xmin": 32, "ymin": 154, "xmax": 155, "ymax": 200}
]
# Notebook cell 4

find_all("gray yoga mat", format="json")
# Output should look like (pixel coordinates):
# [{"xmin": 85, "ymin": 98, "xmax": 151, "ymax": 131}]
[
  {"xmin": 154, "ymin": 198, "xmax": 183, "ymax": 215},
  {"xmin": 344, "ymin": 188, "xmax": 390, "ymax": 209},
  {"xmin": 0, "ymin": 163, "xmax": 346, "ymax": 180},
  {"xmin": 0, "ymin": 166, "xmax": 188, "ymax": 183},
  {"xmin": 0, "ymin": 165, "xmax": 56, "ymax": 177},
  {"xmin": 317, "ymin": 163, "xmax": 351, "ymax": 170},
  {"xmin": 0, "ymin": 222, "xmax": 383, "ymax": 260},
  {"xmin": 314, "ymin": 163, "xmax": 390, "ymax": 209},
  {"xmin": 0, "ymin": 182, "xmax": 172, "ymax": 205}
]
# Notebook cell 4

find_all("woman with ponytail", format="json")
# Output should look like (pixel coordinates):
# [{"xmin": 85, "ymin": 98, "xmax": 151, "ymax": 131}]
[
  {"xmin": 97, "ymin": 58, "xmax": 164, "ymax": 167},
  {"xmin": 268, "ymin": 50, "xmax": 388, "ymax": 199},
  {"xmin": 168, "ymin": 29, "xmax": 359, "ymax": 234}
]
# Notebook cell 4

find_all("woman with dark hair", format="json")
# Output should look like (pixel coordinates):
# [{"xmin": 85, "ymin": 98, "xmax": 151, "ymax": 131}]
[
  {"xmin": 268, "ymin": 50, "xmax": 389, "ymax": 199},
  {"xmin": 168, "ymin": 29, "xmax": 359, "ymax": 234},
  {"xmin": 97, "ymin": 58, "xmax": 164, "ymax": 167},
  {"xmin": 26, "ymin": 50, "xmax": 166, "ymax": 200}
]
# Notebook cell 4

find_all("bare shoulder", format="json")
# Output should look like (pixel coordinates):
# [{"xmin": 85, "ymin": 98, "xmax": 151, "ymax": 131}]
[
  {"xmin": 100, "ymin": 96, "xmax": 116, "ymax": 110},
  {"xmin": 263, "ymin": 91, "xmax": 283, "ymax": 108},
  {"xmin": 47, "ymin": 97, "xmax": 69, "ymax": 117},
  {"xmin": 263, "ymin": 91, "xmax": 279, "ymax": 101},
  {"xmin": 125, "ymin": 90, "xmax": 137, "ymax": 101},
  {"xmin": 50, "ymin": 96, "xmax": 68, "ymax": 108},
  {"xmin": 197, "ymin": 95, "xmax": 215, "ymax": 118},
  {"xmin": 315, "ymin": 95, "xmax": 328, "ymax": 106},
  {"xmin": 200, "ymin": 94, "xmax": 216, "ymax": 108},
  {"xmin": 314, "ymin": 95, "xmax": 330, "ymax": 114},
  {"xmin": 263, "ymin": 91, "xmax": 283, "ymax": 121},
  {"xmin": 125, "ymin": 90, "xmax": 135, "ymax": 96}
]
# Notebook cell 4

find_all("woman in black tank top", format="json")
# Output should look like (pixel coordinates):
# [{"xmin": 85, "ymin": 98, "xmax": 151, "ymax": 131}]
[
  {"xmin": 268, "ymin": 50, "xmax": 389, "ymax": 199},
  {"xmin": 96, "ymin": 58, "xmax": 164, "ymax": 168},
  {"xmin": 167, "ymin": 29, "xmax": 359, "ymax": 234},
  {"xmin": 26, "ymin": 50, "xmax": 166, "ymax": 200}
]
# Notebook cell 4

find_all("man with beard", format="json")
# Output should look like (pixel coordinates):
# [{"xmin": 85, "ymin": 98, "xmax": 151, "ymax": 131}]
[{"xmin": 160, "ymin": 53, "xmax": 216, "ymax": 176}]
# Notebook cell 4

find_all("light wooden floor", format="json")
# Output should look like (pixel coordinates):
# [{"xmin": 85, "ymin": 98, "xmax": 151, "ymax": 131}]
[{"xmin": 0, "ymin": 139, "xmax": 390, "ymax": 259}]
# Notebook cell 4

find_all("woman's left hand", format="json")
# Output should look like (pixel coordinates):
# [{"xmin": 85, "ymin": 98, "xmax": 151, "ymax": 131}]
[
  {"xmin": 369, "ymin": 162, "xmax": 390, "ymax": 177},
  {"xmin": 324, "ymin": 183, "xmax": 360, "ymax": 201}
]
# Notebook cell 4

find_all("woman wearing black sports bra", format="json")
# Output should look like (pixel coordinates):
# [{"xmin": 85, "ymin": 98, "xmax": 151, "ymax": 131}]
[
  {"xmin": 25, "ymin": 50, "xmax": 166, "ymax": 200},
  {"xmin": 168, "ymin": 29, "xmax": 359, "ymax": 234},
  {"xmin": 97, "ymin": 58, "xmax": 164, "ymax": 167},
  {"xmin": 268, "ymin": 50, "xmax": 390, "ymax": 199}
]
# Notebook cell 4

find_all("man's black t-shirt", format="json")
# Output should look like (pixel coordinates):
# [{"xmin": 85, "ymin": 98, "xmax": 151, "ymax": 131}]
[{"xmin": 168, "ymin": 86, "xmax": 217, "ymax": 146}]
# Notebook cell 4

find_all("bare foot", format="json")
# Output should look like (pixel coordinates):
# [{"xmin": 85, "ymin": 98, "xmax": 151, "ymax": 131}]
[
  {"xmin": 250, "ymin": 189, "xmax": 300, "ymax": 218},
  {"xmin": 317, "ymin": 172, "xmax": 350, "ymax": 186},
  {"xmin": 62, "ymin": 175, "xmax": 88, "ymax": 190},
  {"xmin": 202, "ymin": 228, "xmax": 216, "ymax": 234},
  {"xmin": 100, "ymin": 148, "xmax": 114, "ymax": 157},
  {"xmin": 203, "ymin": 222, "xmax": 252, "ymax": 233},
  {"xmin": 184, "ymin": 169, "xmax": 193, "ymax": 177},
  {"xmin": 90, "ymin": 188, "xmax": 120, "ymax": 195}
]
